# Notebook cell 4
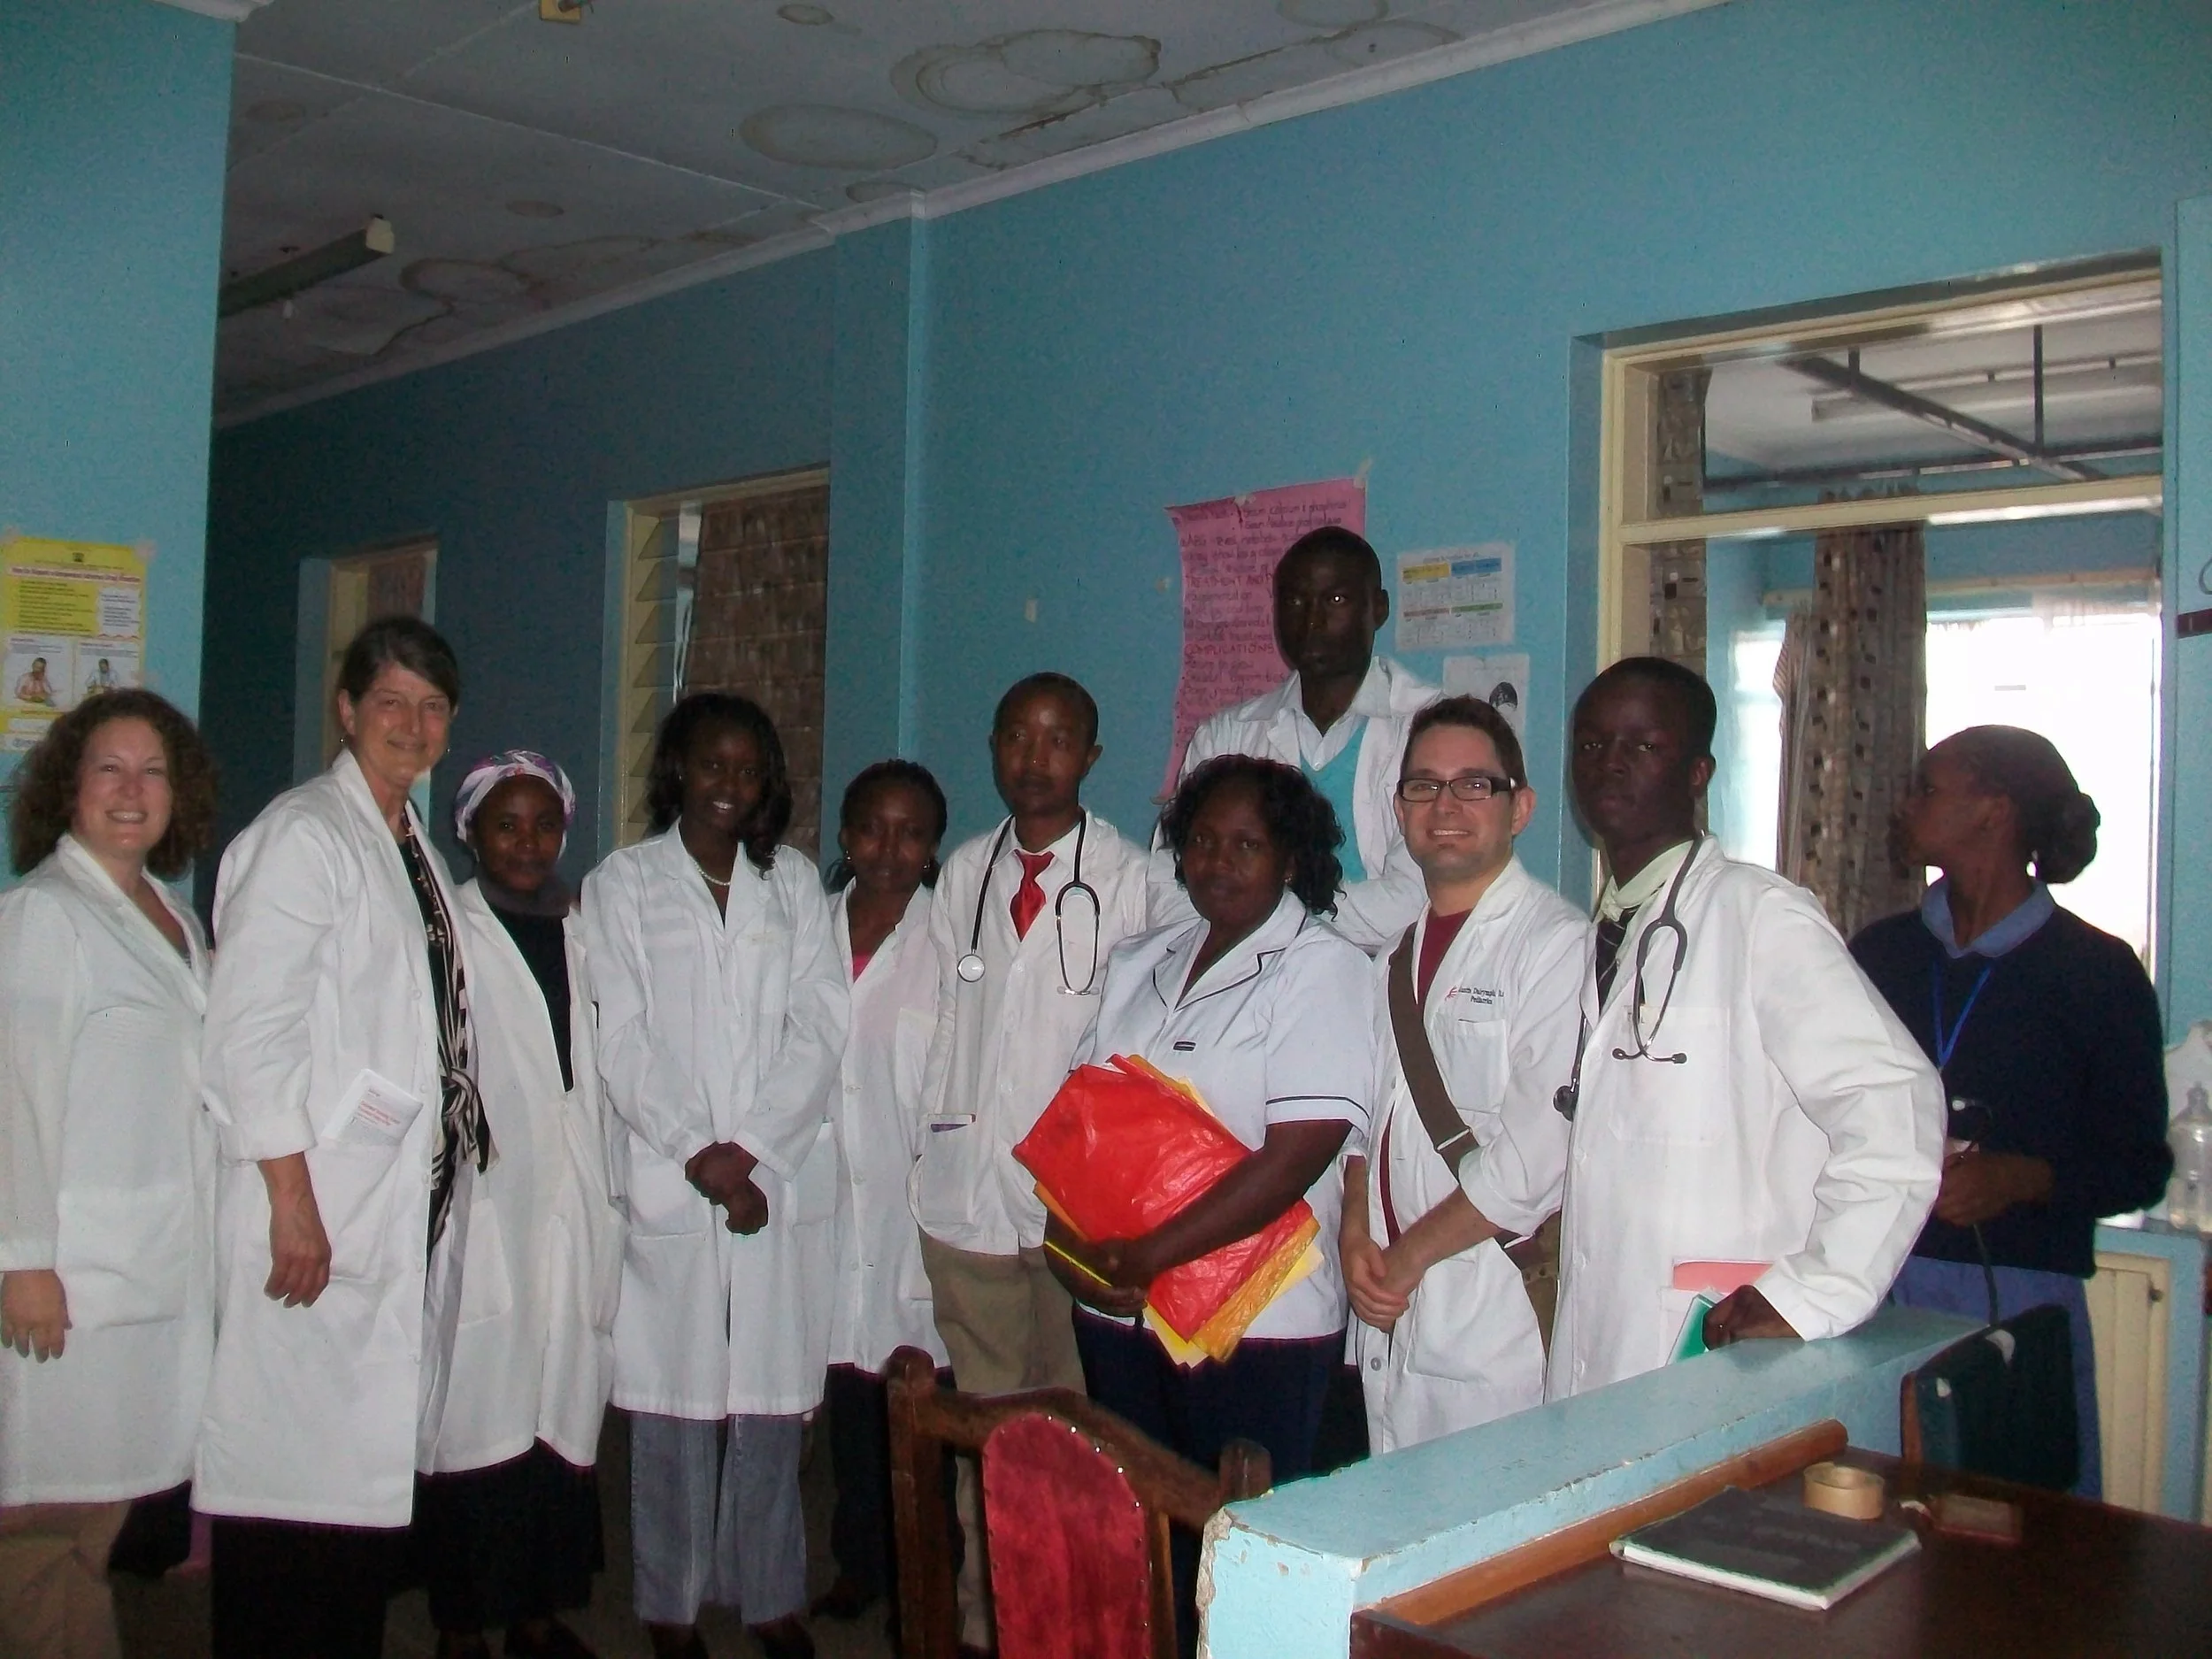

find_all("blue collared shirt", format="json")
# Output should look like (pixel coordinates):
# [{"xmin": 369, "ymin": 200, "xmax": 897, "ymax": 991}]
[{"xmin": 1919, "ymin": 876, "xmax": 2055, "ymax": 959}]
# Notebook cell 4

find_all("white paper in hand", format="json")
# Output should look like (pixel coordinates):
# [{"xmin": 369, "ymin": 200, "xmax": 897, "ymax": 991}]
[{"xmin": 325, "ymin": 1068, "xmax": 426, "ymax": 1147}]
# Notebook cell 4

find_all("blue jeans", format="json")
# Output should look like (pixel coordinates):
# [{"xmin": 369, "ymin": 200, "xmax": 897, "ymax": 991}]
[{"xmin": 1888, "ymin": 1256, "xmax": 2101, "ymax": 1500}]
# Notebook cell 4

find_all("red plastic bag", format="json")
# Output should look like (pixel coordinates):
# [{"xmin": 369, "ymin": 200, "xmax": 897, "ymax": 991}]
[{"xmin": 1014, "ymin": 1056, "xmax": 1315, "ymax": 1354}]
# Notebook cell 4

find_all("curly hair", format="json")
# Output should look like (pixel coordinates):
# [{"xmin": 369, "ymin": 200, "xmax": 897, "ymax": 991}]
[
  {"xmin": 1159, "ymin": 754, "xmax": 1344, "ymax": 916},
  {"xmin": 645, "ymin": 691, "xmax": 792, "ymax": 875},
  {"xmin": 10, "ymin": 689, "xmax": 219, "ymax": 879},
  {"xmin": 826, "ymin": 758, "xmax": 949, "ymax": 892},
  {"xmin": 1942, "ymin": 725, "xmax": 2101, "ymax": 885}
]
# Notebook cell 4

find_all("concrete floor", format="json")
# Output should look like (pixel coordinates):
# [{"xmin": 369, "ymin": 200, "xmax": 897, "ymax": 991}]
[{"xmin": 111, "ymin": 1413, "xmax": 899, "ymax": 1659}]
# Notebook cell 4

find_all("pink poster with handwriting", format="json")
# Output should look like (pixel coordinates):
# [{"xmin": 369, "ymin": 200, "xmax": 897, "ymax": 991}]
[{"xmin": 1161, "ymin": 477, "xmax": 1366, "ymax": 793}]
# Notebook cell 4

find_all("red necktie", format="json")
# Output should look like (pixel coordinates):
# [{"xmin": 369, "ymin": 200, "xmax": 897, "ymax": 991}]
[{"xmin": 1010, "ymin": 849, "xmax": 1053, "ymax": 940}]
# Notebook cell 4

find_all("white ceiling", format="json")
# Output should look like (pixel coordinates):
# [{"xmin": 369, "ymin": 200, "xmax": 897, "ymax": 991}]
[
  {"xmin": 213, "ymin": 0, "xmax": 1716, "ymax": 420},
  {"xmin": 1703, "ymin": 296, "xmax": 2164, "ymax": 478}
]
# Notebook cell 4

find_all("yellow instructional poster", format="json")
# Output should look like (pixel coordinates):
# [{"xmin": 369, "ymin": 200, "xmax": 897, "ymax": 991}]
[{"xmin": 2, "ymin": 535, "xmax": 148, "ymax": 752}]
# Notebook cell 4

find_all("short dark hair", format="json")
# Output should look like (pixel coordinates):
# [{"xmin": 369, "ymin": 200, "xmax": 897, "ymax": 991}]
[
  {"xmin": 826, "ymin": 758, "xmax": 949, "ymax": 892},
  {"xmin": 646, "ymin": 691, "xmax": 792, "ymax": 874},
  {"xmin": 1277, "ymin": 524, "xmax": 1382, "ymax": 589},
  {"xmin": 992, "ymin": 672, "xmax": 1099, "ymax": 748},
  {"xmin": 1943, "ymin": 725, "xmax": 2101, "ymax": 885},
  {"xmin": 1158, "ymin": 754, "xmax": 1344, "ymax": 917},
  {"xmin": 1575, "ymin": 657, "xmax": 1717, "ymax": 759},
  {"xmin": 337, "ymin": 615, "xmax": 461, "ymax": 708},
  {"xmin": 10, "ymin": 689, "xmax": 219, "ymax": 879},
  {"xmin": 1403, "ymin": 695, "xmax": 1528, "ymax": 788}
]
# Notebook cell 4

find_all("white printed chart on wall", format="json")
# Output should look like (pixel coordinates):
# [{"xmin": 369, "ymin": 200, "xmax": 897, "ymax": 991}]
[
  {"xmin": 1397, "ymin": 543, "xmax": 1513, "ymax": 651},
  {"xmin": 1161, "ymin": 476, "xmax": 1366, "ymax": 793},
  {"xmin": 2, "ymin": 534, "xmax": 149, "ymax": 753}
]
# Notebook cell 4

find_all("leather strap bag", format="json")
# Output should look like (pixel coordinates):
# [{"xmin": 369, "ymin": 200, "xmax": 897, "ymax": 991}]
[{"xmin": 1386, "ymin": 926, "xmax": 1561, "ymax": 1353}]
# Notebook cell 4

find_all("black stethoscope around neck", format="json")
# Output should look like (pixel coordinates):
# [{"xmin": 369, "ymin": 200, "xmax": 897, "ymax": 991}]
[
  {"xmin": 955, "ymin": 814, "xmax": 1103, "ymax": 996},
  {"xmin": 1554, "ymin": 832, "xmax": 1704, "ymax": 1120}
]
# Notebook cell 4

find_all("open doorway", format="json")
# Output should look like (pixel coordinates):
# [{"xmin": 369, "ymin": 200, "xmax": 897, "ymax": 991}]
[{"xmin": 1599, "ymin": 262, "xmax": 2164, "ymax": 960}]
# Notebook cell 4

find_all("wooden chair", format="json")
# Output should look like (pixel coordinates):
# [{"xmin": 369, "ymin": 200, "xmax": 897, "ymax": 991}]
[{"xmin": 885, "ymin": 1346, "xmax": 1272, "ymax": 1659}]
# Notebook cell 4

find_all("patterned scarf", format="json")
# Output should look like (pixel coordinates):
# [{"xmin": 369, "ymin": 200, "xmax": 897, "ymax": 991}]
[{"xmin": 396, "ymin": 820, "xmax": 492, "ymax": 1254}]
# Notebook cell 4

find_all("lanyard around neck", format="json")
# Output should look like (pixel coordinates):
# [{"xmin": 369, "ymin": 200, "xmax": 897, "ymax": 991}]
[{"xmin": 1930, "ymin": 957, "xmax": 1995, "ymax": 1074}]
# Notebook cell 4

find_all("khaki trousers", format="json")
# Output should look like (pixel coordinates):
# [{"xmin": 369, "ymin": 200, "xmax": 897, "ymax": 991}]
[
  {"xmin": 918, "ymin": 1234, "xmax": 1083, "ymax": 1651},
  {"xmin": 0, "ymin": 1501, "xmax": 129, "ymax": 1659}
]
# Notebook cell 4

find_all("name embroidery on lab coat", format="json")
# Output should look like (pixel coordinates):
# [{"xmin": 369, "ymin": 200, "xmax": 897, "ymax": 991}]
[{"xmin": 1441, "ymin": 985, "xmax": 1503, "ymax": 1008}]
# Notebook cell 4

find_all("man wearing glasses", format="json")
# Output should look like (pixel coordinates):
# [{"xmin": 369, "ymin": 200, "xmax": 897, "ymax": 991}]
[
  {"xmin": 1548, "ymin": 657, "xmax": 1944, "ymax": 1398},
  {"xmin": 1340, "ymin": 695, "xmax": 1586, "ymax": 1450}
]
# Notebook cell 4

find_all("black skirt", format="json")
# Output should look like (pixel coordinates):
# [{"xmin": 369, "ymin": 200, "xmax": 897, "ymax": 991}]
[{"xmin": 413, "ymin": 1440, "xmax": 604, "ymax": 1631}]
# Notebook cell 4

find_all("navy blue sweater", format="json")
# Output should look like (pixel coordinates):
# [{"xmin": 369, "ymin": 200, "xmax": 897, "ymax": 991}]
[{"xmin": 1850, "ymin": 905, "xmax": 2170, "ymax": 1278}]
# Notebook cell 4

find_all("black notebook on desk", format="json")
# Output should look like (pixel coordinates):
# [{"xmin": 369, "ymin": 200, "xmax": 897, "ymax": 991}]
[{"xmin": 1610, "ymin": 1485, "xmax": 1919, "ymax": 1611}]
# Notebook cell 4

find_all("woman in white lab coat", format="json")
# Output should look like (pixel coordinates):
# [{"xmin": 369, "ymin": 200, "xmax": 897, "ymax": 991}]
[
  {"xmin": 1048, "ymin": 757, "xmax": 1376, "ymax": 1642},
  {"xmin": 583, "ymin": 693, "xmax": 846, "ymax": 1659},
  {"xmin": 0, "ymin": 692, "xmax": 218, "ymax": 1659},
  {"xmin": 418, "ymin": 750, "xmax": 622, "ymax": 1659},
  {"xmin": 197, "ymin": 618, "xmax": 488, "ymax": 1659},
  {"xmin": 812, "ymin": 760, "xmax": 950, "ymax": 1626}
]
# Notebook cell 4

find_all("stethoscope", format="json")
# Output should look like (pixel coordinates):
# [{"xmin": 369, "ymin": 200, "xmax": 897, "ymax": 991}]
[
  {"xmin": 955, "ymin": 815, "xmax": 1102, "ymax": 996},
  {"xmin": 1554, "ymin": 833, "xmax": 1703, "ymax": 1120}
]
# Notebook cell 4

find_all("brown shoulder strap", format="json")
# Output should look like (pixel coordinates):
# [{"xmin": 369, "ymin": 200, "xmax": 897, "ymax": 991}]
[{"xmin": 1386, "ymin": 926, "xmax": 1476, "ymax": 1174}]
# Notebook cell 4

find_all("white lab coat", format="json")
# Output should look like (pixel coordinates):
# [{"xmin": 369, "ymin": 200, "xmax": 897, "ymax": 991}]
[
  {"xmin": 584, "ymin": 833, "xmax": 847, "ymax": 1420},
  {"xmin": 1547, "ymin": 842, "xmax": 1945, "ymax": 1401},
  {"xmin": 913, "ymin": 814, "xmax": 1151, "ymax": 1256},
  {"xmin": 196, "ymin": 750, "xmax": 464, "ymax": 1527},
  {"xmin": 1355, "ymin": 859, "xmax": 1584, "ymax": 1454},
  {"xmin": 0, "ymin": 837, "xmax": 213, "ymax": 1505},
  {"xmin": 1151, "ymin": 658, "xmax": 1436, "ymax": 950},
  {"xmin": 828, "ymin": 886, "xmax": 947, "ymax": 1371},
  {"xmin": 1070, "ymin": 891, "xmax": 1376, "ymax": 1340},
  {"xmin": 426, "ymin": 884, "xmax": 622, "ymax": 1472}
]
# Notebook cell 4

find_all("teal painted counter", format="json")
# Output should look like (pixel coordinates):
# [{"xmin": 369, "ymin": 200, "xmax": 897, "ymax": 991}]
[{"xmin": 1200, "ymin": 1306, "xmax": 1973, "ymax": 1659}]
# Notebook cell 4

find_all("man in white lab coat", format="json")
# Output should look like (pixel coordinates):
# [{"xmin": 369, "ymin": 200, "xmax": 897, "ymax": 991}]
[
  {"xmin": 1152, "ymin": 526, "xmax": 1434, "ymax": 951},
  {"xmin": 1341, "ymin": 696, "xmax": 1585, "ymax": 1452},
  {"xmin": 1548, "ymin": 657, "xmax": 1944, "ymax": 1399},
  {"xmin": 913, "ymin": 672, "xmax": 1150, "ymax": 1653}
]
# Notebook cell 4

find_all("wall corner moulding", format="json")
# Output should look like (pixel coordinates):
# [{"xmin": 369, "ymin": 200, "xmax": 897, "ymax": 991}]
[{"xmin": 148, "ymin": 0, "xmax": 277, "ymax": 19}]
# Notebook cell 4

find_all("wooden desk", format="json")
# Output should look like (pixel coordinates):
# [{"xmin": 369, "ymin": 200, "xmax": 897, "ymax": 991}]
[{"xmin": 1351, "ymin": 1447, "xmax": 2212, "ymax": 1658}]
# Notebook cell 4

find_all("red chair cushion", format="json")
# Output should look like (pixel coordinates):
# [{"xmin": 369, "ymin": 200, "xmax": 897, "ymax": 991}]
[{"xmin": 981, "ymin": 1414, "xmax": 1154, "ymax": 1659}]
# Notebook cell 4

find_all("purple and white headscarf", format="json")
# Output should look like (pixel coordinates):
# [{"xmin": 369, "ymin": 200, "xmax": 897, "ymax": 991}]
[{"xmin": 453, "ymin": 749, "xmax": 577, "ymax": 845}]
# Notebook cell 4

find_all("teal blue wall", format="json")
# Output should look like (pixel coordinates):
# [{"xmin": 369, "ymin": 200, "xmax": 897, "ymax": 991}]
[
  {"xmin": 903, "ymin": 0, "xmax": 2211, "ymax": 879},
  {"xmin": 204, "ymin": 252, "xmax": 834, "ymax": 872},
  {"xmin": 0, "ymin": 0, "xmax": 232, "ymax": 774},
  {"xmin": 204, "ymin": 0, "xmax": 2212, "ymax": 1002},
  {"xmin": 1759, "ymin": 513, "xmax": 2162, "ymax": 603}
]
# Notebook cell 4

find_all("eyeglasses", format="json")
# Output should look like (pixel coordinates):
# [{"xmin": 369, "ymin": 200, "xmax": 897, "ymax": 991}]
[{"xmin": 1396, "ymin": 773, "xmax": 1517, "ymax": 803}]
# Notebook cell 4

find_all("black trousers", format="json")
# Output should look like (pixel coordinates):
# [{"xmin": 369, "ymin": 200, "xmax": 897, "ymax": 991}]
[
  {"xmin": 824, "ymin": 1363, "xmax": 895, "ymax": 1601},
  {"xmin": 210, "ymin": 1516, "xmax": 406, "ymax": 1659},
  {"xmin": 414, "ymin": 1440, "xmax": 604, "ymax": 1632}
]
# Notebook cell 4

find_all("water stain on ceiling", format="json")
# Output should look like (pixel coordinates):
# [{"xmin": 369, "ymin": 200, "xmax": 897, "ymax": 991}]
[{"xmin": 216, "ymin": 0, "xmax": 1701, "ymax": 419}]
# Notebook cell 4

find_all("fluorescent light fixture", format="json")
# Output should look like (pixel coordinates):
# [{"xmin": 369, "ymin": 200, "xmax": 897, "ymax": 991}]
[{"xmin": 219, "ymin": 219, "xmax": 396, "ymax": 319}]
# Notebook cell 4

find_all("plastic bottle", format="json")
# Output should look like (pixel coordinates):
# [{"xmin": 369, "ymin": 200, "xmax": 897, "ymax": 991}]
[{"xmin": 2166, "ymin": 1084, "xmax": 2212, "ymax": 1233}]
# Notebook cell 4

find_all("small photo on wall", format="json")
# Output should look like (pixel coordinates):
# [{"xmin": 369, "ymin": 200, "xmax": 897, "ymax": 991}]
[
  {"xmin": 73, "ymin": 648, "xmax": 138, "ymax": 703},
  {"xmin": 1443, "ymin": 652, "xmax": 1530, "ymax": 739}
]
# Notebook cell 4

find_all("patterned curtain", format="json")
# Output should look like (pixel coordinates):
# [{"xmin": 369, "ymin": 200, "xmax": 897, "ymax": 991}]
[
  {"xmin": 365, "ymin": 547, "xmax": 429, "ymax": 621},
  {"xmin": 1774, "ymin": 518, "xmax": 1927, "ymax": 938},
  {"xmin": 687, "ymin": 483, "xmax": 831, "ymax": 855}
]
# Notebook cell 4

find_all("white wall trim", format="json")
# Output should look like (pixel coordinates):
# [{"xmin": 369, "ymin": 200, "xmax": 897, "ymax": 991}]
[
  {"xmin": 216, "ymin": 0, "xmax": 1723, "ymax": 430},
  {"xmin": 152, "ymin": 0, "xmax": 274, "ymax": 21}
]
